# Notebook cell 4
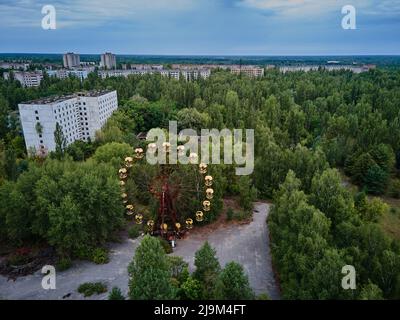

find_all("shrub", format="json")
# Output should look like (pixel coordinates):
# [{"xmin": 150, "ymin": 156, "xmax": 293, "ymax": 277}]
[
  {"xmin": 108, "ymin": 287, "xmax": 125, "ymax": 300},
  {"xmin": 91, "ymin": 248, "xmax": 109, "ymax": 264},
  {"xmin": 159, "ymin": 238, "xmax": 173, "ymax": 254},
  {"xmin": 78, "ymin": 282, "xmax": 107, "ymax": 297},
  {"xmin": 8, "ymin": 254, "xmax": 29, "ymax": 266},
  {"xmin": 234, "ymin": 210, "xmax": 252, "ymax": 221},
  {"xmin": 57, "ymin": 257, "xmax": 72, "ymax": 271},
  {"xmin": 257, "ymin": 293, "xmax": 270, "ymax": 300},
  {"xmin": 73, "ymin": 246, "xmax": 92, "ymax": 260},
  {"xmin": 227, "ymin": 210, "xmax": 252, "ymax": 221},
  {"xmin": 226, "ymin": 208, "xmax": 234, "ymax": 221},
  {"xmin": 128, "ymin": 225, "xmax": 141, "ymax": 239}
]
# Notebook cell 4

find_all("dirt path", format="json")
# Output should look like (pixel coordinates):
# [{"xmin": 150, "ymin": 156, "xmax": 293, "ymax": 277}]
[{"xmin": 0, "ymin": 202, "xmax": 280, "ymax": 300}]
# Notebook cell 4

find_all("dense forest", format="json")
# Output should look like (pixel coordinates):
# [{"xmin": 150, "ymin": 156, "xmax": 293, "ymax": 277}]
[{"xmin": 1, "ymin": 67, "xmax": 400, "ymax": 299}]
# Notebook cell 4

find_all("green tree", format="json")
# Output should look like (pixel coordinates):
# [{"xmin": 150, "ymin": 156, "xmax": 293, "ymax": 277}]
[
  {"xmin": 224, "ymin": 90, "xmax": 239, "ymax": 127},
  {"xmin": 54, "ymin": 122, "xmax": 67, "ymax": 159},
  {"xmin": 359, "ymin": 281, "xmax": 384, "ymax": 300},
  {"xmin": 176, "ymin": 108, "xmax": 210, "ymax": 132},
  {"xmin": 358, "ymin": 197, "xmax": 388, "ymax": 223},
  {"xmin": 93, "ymin": 142, "xmax": 133, "ymax": 169},
  {"xmin": 269, "ymin": 171, "xmax": 331, "ymax": 299},
  {"xmin": 193, "ymin": 241, "xmax": 221, "ymax": 299},
  {"xmin": 214, "ymin": 261, "xmax": 254, "ymax": 300},
  {"xmin": 4, "ymin": 147, "xmax": 18, "ymax": 181},
  {"xmin": 364, "ymin": 164, "xmax": 388, "ymax": 195},
  {"xmin": 180, "ymin": 276, "xmax": 203, "ymax": 300},
  {"xmin": 167, "ymin": 255, "xmax": 189, "ymax": 284},
  {"xmin": 285, "ymin": 105, "xmax": 307, "ymax": 145},
  {"xmin": 237, "ymin": 176, "xmax": 257, "ymax": 211},
  {"xmin": 47, "ymin": 195, "xmax": 89, "ymax": 255},
  {"xmin": 0, "ymin": 95, "xmax": 10, "ymax": 139},
  {"xmin": 306, "ymin": 249, "xmax": 348, "ymax": 299},
  {"xmin": 65, "ymin": 140, "xmax": 94, "ymax": 161},
  {"xmin": 310, "ymin": 168, "xmax": 354, "ymax": 228},
  {"xmin": 128, "ymin": 235, "xmax": 177, "ymax": 300}
]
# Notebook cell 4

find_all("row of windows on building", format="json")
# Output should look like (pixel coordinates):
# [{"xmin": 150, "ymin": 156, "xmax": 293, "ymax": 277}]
[{"xmin": 34, "ymin": 110, "xmax": 91, "ymax": 145}]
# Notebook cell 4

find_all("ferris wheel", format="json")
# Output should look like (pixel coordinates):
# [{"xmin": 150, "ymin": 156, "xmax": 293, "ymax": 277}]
[{"xmin": 118, "ymin": 142, "xmax": 215, "ymax": 239}]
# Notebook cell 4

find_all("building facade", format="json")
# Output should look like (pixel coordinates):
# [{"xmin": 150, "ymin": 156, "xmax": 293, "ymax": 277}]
[
  {"xmin": 0, "ymin": 62, "xmax": 30, "ymax": 71},
  {"xmin": 230, "ymin": 65, "xmax": 264, "ymax": 77},
  {"xmin": 98, "ymin": 68, "xmax": 211, "ymax": 80},
  {"xmin": 100, "ymin": 52, "xmax": 117, "ymax": 69},
  {"xmin": 18, "ymin": 90, "xmax": 118, "ymax": 154},
  {"xmin": 279, "ymin": 64, "xmax": 376, "ymax": 73},
  {"xmin": 3, "ymin": 71, "xmax": 43, "ymax": 87},
  {"xmin": 63, "ymin": 52, "xmax": 81, "ymax": 69},
  {"xmin": 46, "ymin": 68, "xmax": 90, "ymax": 81}
]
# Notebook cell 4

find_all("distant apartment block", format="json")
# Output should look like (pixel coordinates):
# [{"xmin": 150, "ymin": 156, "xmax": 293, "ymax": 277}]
[
  {"xmin": 18, "ymin": 90, "xmax": 118, "ymax": 154},
  {"xmin": 3, "ymin": 71, "xmax": 43, "ymax": 87},
  {"xmin": 0, "ymin": 61, "xmax": 30, "ymax": 71},
  {"xmin": 279, "ymin": 64, "xmax": 376, "ymax": 73},
  {"xmin": 46, "ymin": 68, "xmax": 92, "ymax": 81},
  {"xmin": 98, "ymin": 68, "xmax": 211, "ymax": 80},
  {"xmin": 63, "ymin": 52, "xmax": 81, "ymax": 69},
  {"xmin": 230, "ymin": 65, "xmax": 264, "ymax": 77},
  {"xmin": 126, "ymin": 64, "xmax": 164, "ymax": 70},
  {"xmin": 100, "ymin": 52, "xmax": 117, "ymax": 69},
  {"xmin": 181, "ymin": 69, "xmax": 211, "ymax": 81}
]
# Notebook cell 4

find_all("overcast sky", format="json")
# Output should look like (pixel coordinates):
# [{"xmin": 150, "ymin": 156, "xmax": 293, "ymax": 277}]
[{"xmin": 0, "ymin": 0, "xmax": 399, "ymax": 55}]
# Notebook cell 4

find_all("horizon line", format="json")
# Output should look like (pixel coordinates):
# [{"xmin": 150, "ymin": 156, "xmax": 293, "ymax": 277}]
[{"xmin": 0, "ymin": 52, "xmax": 400, "ymax": 57}]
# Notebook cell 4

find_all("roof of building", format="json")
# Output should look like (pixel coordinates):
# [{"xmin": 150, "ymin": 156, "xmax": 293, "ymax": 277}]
[{"xmin": 20, "ymin": 90, "xmax": 115, "ymax": 105}]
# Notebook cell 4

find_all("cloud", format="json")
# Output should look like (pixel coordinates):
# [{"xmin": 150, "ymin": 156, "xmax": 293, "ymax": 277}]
[
  {"xmin": 0, "ymin": 0, "xmax": 198, "ymax": 28},
  {"xmin": 238, "ymin": 0, "xmax": 348, "ymax": 16},
  {"xmin": 237, "ymin": 0, "xmax": 400, "ymax": 17}
]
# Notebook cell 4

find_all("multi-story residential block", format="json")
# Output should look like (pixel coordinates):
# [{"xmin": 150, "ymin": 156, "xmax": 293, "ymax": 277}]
[
  {"xmin": 100, "ymin": 52, "xmax": 117, "ymax": 69},
  {"xmin": 63, "ymin": 52, "xmax": 81, "ymax": 69},
  {"xmin": 168, "ymin": 70, "xmax": 180, "ymax": 80},
  {"xmin": 279, "ymin": 64, "xmax": 376, "ymax": 73},
  {"xmin": 3, "ymin": 71, "xmax": 43, "ymax": 87},
  {"xmin": 230, "ymin": 65, "xmax": 264, "ymax": 77},
  {"xmin": 98, "ymin": 68, "xmax": 210, "ymax": 81},
  {"xmin": 199, "ymin": 69, "xmax": 212, "ymax": 79},
  {"xmin": 18, "ymin": 90, "xmax": 118, "ymax": 154},
  {"xmin": 0, "ymin": 61, "xmax": 30, "ymax": 71},
  {"xmin": 46, "ymin": 68, "xmax": 90, "ymax": 81}
]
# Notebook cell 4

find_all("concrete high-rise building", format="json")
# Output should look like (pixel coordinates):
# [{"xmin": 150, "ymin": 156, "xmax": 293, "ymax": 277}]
[
  {"xmin": 100, "ymin": 52, "xmax": 117, "ymax": 69},
  {"xmin": 18, "ymin": 90, "xmax": 118, "ymax": 155},
  {"xmin": 63, "ymin": 52, "xmax": 81, "ymax": 69}
]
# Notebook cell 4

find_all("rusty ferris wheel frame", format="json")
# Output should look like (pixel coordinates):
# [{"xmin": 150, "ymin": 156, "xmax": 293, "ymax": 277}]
[{"xmin": 118, "ymin": 142, "xmax": 215, "ymax": 240}]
